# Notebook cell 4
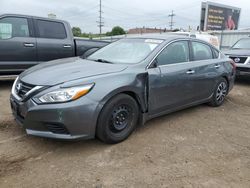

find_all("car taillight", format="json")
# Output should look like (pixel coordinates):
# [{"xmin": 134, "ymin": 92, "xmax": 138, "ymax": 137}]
[{"xmin": 229, "ymin": 60, "xmax": 236, "ymax": 71}]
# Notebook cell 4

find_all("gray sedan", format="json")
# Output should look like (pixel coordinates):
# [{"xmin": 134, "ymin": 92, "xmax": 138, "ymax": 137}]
[{"xmin": 10, "ymin": 35, "xmax": 236, "ymax": 144}]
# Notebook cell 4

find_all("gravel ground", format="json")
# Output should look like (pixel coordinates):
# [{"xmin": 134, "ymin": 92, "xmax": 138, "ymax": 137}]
[{"xmin": 0, "ymin": 78, "xmax": 250, "ymax": 188}]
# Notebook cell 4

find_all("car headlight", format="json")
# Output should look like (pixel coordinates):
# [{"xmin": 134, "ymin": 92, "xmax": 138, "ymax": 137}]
[{"xmin": 39, "ymin": 84, "xmax": 94, "ymax": 103}]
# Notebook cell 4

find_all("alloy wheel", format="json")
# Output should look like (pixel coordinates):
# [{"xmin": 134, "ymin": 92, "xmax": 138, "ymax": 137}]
[{"xmin": 216, "ymin": 82, "xmax": 227, "ymax": 103}]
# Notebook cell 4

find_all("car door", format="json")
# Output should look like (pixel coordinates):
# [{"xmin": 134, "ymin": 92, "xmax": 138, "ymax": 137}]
[
  {"xmin": 188, "ymin": 41, "xmax": 221, "ymax": 101},
  {"xmin": 148, "ymin": 40, "xmax": 198, "ymax": 116},
  {"xmin": 0, "ymin": 16, "xmax": 37, "ymax": 74},
  {"xmin": 34, "ymin": 19, "xmax": 74, "ymax": 62}
]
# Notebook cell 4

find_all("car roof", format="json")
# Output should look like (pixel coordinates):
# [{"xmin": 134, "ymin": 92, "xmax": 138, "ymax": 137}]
[
  {"xmin": 0, "ymin": 13, "xmax": 67, "ymax": 23},
  {"xmin": 125, "ymin": 34, "xmax": 190, "ymax": 41},
  {"xmin": 122, "ymin": 34, "xmax": 219, "ymax": 50}
]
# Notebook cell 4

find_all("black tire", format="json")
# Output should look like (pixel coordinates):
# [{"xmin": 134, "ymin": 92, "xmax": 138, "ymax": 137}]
[
  {"xmin": 96, "ymin": 94, "xmax": 139, "ymax": 144},
  {"xmin": 208, "ymin": 77, "xmax": 228, "ymax": 107}
]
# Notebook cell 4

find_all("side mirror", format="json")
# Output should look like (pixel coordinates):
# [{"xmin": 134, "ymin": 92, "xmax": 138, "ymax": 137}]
[{"xmin": 81, "ymin": 48, "xmax": 99, "ymax": 59}]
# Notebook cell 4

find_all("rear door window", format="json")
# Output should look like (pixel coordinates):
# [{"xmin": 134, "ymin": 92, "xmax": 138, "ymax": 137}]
[
  {"xmin": 36, "ymin": 20, "xmax": 67, "ymax": 39},
  {"xmin": 0, "ymin": 17, "xmax": 29, "ymax": 39},
  {"xmin": 191, "ymin": 41, "xmax": 213, "ymax": 61}
]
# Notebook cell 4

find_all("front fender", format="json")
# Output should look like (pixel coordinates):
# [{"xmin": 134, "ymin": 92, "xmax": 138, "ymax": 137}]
[
  {"xmin": 93, "ymin": 72, "xmax": 149, "ymax": 113},
  {"xmin": 84, "ymin": 72, "xmax": 148, "ymax": 135}
]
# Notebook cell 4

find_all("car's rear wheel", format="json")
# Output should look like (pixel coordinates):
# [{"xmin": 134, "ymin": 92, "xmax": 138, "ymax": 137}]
[
  {"xmin": 208, "ymin": 77, "xmax": 228, "ymax": 107},
  {"xmin": 96, "ymin": 94, "xmax": 139, "ymax": 144}
]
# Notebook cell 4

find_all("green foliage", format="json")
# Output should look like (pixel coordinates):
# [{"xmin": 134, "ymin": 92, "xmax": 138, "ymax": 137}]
[
  {"xmin": 109, "ymin": 26, "xmax": 126, "ymax": 36},
  {"xmin": 72, "ymin": 27, "xmax": 82, "ymax": 37},
  {"xmin": 106, "ymin": 31, "xmax": 112, "ymax": 36},
  {"xmin": 72, "ymin": 26, "xmax": 126, "ymax": 39},
  {"xmin": 172, "ymin": 28, "xmax": 180, "ymax": 32},
  {"xmin": 106, "ymin": 26, "xmax": 126, "ymax": 36}
]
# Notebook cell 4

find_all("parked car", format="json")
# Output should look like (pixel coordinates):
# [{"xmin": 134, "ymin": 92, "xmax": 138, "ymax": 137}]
[
  {"xmin": 10, "ymin": 35, "xmax": 236, "ymax": 144},
  {"xmin": 224, "ymin": 38, "xmax": 250, "ymax": 76},
  {"xmin": 0, "ymin": 14, "xmax": 109, "ymax": 76}
]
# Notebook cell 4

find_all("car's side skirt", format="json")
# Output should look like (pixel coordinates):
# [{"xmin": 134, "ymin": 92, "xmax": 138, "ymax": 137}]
[{"xmin": 142, "ymin": 94, "xmax": 213, "ymax": 125}]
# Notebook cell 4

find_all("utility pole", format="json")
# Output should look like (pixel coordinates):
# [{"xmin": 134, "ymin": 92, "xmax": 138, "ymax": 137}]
[
  {"xmin": 168, "ymin": 10, "xmax": 175, "ymax": 30},
  {"xmin": 97, "ymin": 0, "xmax": 104, "ymax": 38}
]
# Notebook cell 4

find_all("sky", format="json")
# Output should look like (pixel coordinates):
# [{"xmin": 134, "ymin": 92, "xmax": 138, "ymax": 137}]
[{"xmin": 0, "ymin": 0, "xmax": 249, "ymax": 33}]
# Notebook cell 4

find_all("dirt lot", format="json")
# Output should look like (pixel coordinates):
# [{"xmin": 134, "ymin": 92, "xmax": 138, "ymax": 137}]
[{"xmin": 0, "ymin": 78, "xmax": 250, "ymax": 188}]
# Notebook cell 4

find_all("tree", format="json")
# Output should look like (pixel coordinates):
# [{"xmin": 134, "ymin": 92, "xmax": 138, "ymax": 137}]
[
  {"xmin": 172, "ymin": 28, "xmax": 180, "ymax": 32},
  {"xmin": 106, "ymin": 31, "xmax": 112, "ymax": 36},
  {"xmin": 72, "ymin": 27, "xmax": 82, "ymax": 37},
  {"xmin": 109, "ymin": 26, "xmax": 126, "ymax": 36}
]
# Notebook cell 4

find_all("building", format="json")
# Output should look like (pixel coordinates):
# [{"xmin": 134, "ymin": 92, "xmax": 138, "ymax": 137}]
[
  {"xmin": 212, "ymin": 30, "xmax": 250, "ymax": 50},
  {"xmin": 128, "ymin": 27, "xmax": 168, "ymax": 34}
]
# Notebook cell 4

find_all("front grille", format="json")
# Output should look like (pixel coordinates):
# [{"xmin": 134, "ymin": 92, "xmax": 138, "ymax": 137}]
[
  {"xmin": 46, "ymin": 123, "xmax": 70, "ymax": 135},
  {"xmin": 15, "ymin": 81, "xmax": 35, "ymax": 99},
  {"xmin": 229, "ymin": 56, "xmax": 248, "ymax": 64}
]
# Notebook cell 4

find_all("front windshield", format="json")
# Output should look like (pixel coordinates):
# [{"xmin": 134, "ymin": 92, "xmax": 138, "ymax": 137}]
[
  {"xmin": 232, "ymin": 39, "xmax": 250, "ymax": 49},
  {"xmin": 87, "ymin": 38, "xmax": 163, "ymax": 64}
]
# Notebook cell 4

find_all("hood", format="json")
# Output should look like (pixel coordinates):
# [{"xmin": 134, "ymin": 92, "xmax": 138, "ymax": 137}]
[
  {"xmin": 20, "ymin": 57, "xmax": 128, "ymax": 86},
  {"xmin": 223, "ymin": 49, "xmax": 250, "ymax": 56}
]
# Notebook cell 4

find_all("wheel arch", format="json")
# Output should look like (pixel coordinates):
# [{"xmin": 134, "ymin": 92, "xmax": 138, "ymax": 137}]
[
  {"xmin": 221, "ymin": 75, "xmax": 230, "ymax": 93},
  {"xmin": 92, "ymin": 72, "xmax": 149, "ymax": 136},
  {"xmin": 93, "ymin": 88, "xmax": 146, "ymax": 135},
  {"xmin": 222, "ymin": 75, "xmax": 229, "ymax": 85},
  {"xmin": 100, "ymin": 88, "xmax": 147, "ymax": 113}
]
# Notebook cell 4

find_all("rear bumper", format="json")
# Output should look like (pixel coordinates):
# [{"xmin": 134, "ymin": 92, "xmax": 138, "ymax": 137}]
[{"xmin": 10, "ymin": 94, "xmax": 101, "ymax": 140}]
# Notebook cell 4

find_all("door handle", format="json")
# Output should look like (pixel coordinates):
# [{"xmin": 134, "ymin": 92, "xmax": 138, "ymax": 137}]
[
  {"xmin": 63, "ymin": 45, "xmax": 72, "ymax": 48},
  {"xmin": 186, "ymin": 70, "xmax": 195, "ymax": 74},
  {"xmin": 214, "ymin": 64, "xmax": 221, "ymax": 69},
  {"xmin": 23, "ymin": 43, "xmax": 34, "ymax": 47}
]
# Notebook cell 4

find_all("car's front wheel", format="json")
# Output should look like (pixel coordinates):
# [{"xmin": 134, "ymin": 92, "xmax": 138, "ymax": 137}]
[
  {"xmin": 96, "ymin": 94, "xmax": 139, "ymax": 144},
  {"xmin": 208, "ymin": 77, "xmax": 228, "ymax": 107}
]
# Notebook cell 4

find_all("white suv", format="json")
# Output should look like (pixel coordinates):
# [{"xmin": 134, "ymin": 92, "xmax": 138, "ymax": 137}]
[{"xmin": 224, "ymin": 38, "xmax": 250, "ymax": 76}]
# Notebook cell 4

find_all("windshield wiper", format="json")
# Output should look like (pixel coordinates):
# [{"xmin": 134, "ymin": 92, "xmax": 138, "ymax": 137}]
[{"xmin": 94, "ymin": 59, "xmax": 114, "ymax": 64}]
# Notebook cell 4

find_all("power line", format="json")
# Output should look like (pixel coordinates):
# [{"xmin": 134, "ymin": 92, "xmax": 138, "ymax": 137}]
[
  {"xmin": 168, "ymin": 10, "xmax": 176, "ymax": 30},
  {"xmin": 97, "ymin": 0, "xmax": 104, "ymax": 37}
]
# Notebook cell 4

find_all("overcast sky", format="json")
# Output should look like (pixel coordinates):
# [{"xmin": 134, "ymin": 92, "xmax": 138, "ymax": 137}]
[{"xmin": 1, "ymin": 0, "xmax": 249, "ymax": 33}]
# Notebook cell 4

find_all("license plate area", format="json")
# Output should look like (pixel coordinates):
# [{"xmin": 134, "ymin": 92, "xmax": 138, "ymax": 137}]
[
  {"xmin": 10, "ymin": 98, "xmax": 25, "ymax": 119},
  {"xmin": 10, "ymin": 99, "xmax": 18, "ymax": 115}
]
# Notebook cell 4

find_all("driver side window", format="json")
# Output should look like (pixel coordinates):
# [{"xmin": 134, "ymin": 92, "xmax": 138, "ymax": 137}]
[
  {"xmin": 0, "ymin": 17, "xmax": 30, "ymax": 39},
  {"xmin": 156, "ymin": 41, "xmax": 189, "ymax": 66}
]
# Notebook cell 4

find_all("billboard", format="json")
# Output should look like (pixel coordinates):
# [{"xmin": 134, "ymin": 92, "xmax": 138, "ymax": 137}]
[{"xmin": 200, "ymin": 2, "xmax": 241, "ymax": 31}]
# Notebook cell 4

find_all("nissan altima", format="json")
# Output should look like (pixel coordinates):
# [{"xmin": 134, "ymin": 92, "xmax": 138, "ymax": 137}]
[{"xmin": 10, "ymin": 35, "xmax": 236, "ymax": 144}]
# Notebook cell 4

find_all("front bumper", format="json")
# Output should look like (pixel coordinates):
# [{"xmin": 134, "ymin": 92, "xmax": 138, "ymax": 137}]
[
  {"xmin": 10, "ymin": 95, "xmax": 100, "ymax": 140},
  {"xmin": 236, "ymin": 64, "xmax": 250, "ymax": 76}
]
